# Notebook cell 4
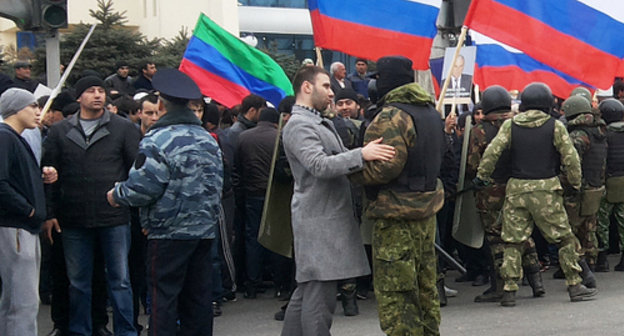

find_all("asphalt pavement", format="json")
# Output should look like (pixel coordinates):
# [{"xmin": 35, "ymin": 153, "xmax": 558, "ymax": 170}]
[{"xmin": 37, "ymin": 254, "xmax": 624, "ymax": 335}]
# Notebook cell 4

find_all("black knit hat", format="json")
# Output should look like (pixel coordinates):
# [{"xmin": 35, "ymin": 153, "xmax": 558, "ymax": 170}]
[
  {"xmin": 259, "ymin": 107, "xmax": 279, "ymax": 124},
  {"xmin": 74, "ymin": 76, "xmax": 105, "ymax": 99},
  {"xmin": 376, "ymin": 56, "xmax": 414, "ymax": 99},
  {"xmin": 334, "ymin": 88, "xmax": 359, "ymax": 103}
]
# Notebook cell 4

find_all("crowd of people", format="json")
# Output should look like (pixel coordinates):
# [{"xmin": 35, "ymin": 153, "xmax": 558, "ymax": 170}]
[{"xmin": 1, "ymin": 54, "xmax": 624, "ymax": 336}]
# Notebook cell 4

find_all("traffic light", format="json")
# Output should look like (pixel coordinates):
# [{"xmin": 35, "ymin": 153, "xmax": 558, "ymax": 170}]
[
  {"xmin": 40, "ymin": 0, "xmax": 67, "ymax": 30},
  {"xmin": 0, "ymin": 0, "xmax": 40, "ymax": 31}
]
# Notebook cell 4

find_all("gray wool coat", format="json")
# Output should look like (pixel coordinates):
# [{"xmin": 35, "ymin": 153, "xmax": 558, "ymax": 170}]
[{"xmin": 283, "ymin": 105, "xmax": 371, "ymax": 283}]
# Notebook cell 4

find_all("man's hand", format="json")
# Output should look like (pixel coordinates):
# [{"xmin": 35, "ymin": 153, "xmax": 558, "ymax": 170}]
[
  {"xmin": 445, "ymin": 111, "xmax": 457, "ymax": 134},
  {"xmin": 361, "ymin": 138, "xmax": 395, "ymax": 162},
  {"xmin": 41, "ymin": 218, "xmax": 61, "ymax": 244},
  {"xmin": 42, "ymin": 166, "xmax": 58, "ymax": 184},
  {"xmin": 107, "ymin": 188, "xmax": 120, "ymax": 208}
]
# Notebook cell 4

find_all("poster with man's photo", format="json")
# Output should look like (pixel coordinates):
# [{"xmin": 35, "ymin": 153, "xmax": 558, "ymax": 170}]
[{"xmin": 442, "ymin": 46, "xmax": 477, "ymax": 105}]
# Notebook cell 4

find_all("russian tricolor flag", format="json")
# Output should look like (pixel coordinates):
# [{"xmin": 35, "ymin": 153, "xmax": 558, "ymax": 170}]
[
  {"xmin": 308, "ymin": 0, "xmax": 441, "ymax": 70},
  {"xmin": 180, "ymin": 14, "xmax": 294, "ymax": 108},
  {"xmin": 465, "ymin": 0, "xmax": 624, "ymax": 90},
  {"xmin": 471, "ymin": 31, "xmax": 593, "ymax": 99}
]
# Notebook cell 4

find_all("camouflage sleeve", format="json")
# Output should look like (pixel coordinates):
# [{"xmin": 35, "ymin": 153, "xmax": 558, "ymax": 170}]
[
  {"xmin": 350, "ymin": 106, "xmax": 412, "ymax": 185},
  {"xmin": 477, "ymin": 120, "xmax": 512, "ymax": 181},
  {"xmin": 554, "ymin": 121, "xmax": 582, "ymax": 189},
  {"xmin": 466, "ymin": 126, "xmax": 486, "ymax": 179},
  {"xmin": 569, "ymin": 129, "xmax": 590, "ymax": 162},
  {"xmin": 113, "ymin": 138, "xmax": 169, "ymax": 207}
]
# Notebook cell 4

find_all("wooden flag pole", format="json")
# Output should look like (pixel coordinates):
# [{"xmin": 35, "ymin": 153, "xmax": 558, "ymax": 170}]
[
  {"xmin": 315, "ymin": 47, "xmax": 324, "ymax": 68},
  {"xmin": 436, "ymin": 25, "xmax": 469, "ymax": 117},
  {"xmin": 40, "ymin": 24, "xmax": 98, "ymax": 121}
]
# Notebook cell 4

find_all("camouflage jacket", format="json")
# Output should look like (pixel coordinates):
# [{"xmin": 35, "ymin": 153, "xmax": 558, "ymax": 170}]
[
  {"xmin": 466, "ymin": 111, "xmax": 514, "ymax": 179},
  {"xmin": 114, "ymin": 108, "xmax": 224, "ymax": 240},
  {"xmin": 350, "ymin": 83, "xmax": 444, "ymax": 220},
  {"xmin": 477, "ymin": 110, "xmax": 582, "ymax": 196},
  {"xmin": 564, "ymin": 113, "xmax": 606, "ymax": 188}
]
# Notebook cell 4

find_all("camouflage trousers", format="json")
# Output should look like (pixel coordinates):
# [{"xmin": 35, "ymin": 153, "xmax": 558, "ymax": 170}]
[
  {"xmin": 477, "ymin": 187, "xmax": 540, "ymax": 278},
  {"xmin": 373, "ymin": 216, "xmax": 440, "ymax": 336},
  {"xmin": 501, "ymin": 191, "xmax": 582, "ymax": 291},
  {"xmin": 597, "ymin": 198, "xmax": 624, "ymax": 252},
  {"xmin": 564, "ymin": 200, "xmax": 599, "ymax": 262}
]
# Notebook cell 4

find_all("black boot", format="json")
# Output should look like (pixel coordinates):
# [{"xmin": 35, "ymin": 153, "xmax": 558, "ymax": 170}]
[
  {"xmin": 500, "ymin": 291, "xmax": 516, "ymax": 307},
  {"xmin": 474, "ymin": 274, "xmax": 503, "ymax": 302},
  {"xmin": 437, "ymin": 278, "xmax": 447, "ymax": 307},
  {"xmin": 340, "ymin": 283, "xmax": 359, "ymax": 316},
  {"xmin": 595, "ymin": 251, "xmax": 610, "ymax": 272},
  {"xmin": 525, "ymin": 265, "xmax": 546, "ymax": 297},
  {"xmin": 552, "ymin": 267, "xmax": 565, "ymax": 279},
  {"xmin": 578, "ymin": 259, "xmax": 597, "ymax": 289},
  {"xmin": 568, "ymin": 283, "xmax": 598, "ymax": 302},
  {"xmin": 614, "ymin": 253, "xmax": 624, "ymax": 272}
]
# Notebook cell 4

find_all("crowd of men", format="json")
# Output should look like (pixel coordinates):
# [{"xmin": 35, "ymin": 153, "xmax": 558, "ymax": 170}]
[{"xmin": 1, "ymin": 54, "xmax": 624, "ymax": 336}]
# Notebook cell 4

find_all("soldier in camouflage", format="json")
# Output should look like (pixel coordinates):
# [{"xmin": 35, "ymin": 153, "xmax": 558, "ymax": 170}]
[
  {"xmin": 108, "ymin": 69, "xmax": 224, "ymax": 335},
  {"xmin": 475, "ymin": 82, "xmax": 597, "ymax": 306},
  {"xmin": 596, "ymin": 99, "xmax": 624, "ymax": 272},
  {"xmin": 351, "ymin": 56, "xmax": 445, "ymax": 336},
  {"xmin": 559, "ymin": 95, "xmax": 606, "ymax": 286},
  {"xmin": 467, "ymin": 85, "xmax": 544, "ymax": 303}
]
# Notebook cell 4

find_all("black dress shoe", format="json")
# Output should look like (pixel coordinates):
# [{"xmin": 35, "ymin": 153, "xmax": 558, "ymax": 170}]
[
  {"xmin": 46, "ymin": 328, "xmax": 64, "ymax": 336},
  {"xmin": 93, "ymin": 326, "xmax": 113, "ymax": 336}
]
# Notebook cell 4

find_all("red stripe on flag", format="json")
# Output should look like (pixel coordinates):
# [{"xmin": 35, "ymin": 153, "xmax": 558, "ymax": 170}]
[
  {"xmin": 310, "ymin": 10, "xmax": 434, "ymax": 70},
  {"xmin": 179, "ymin": 58, "xmax": 251, "ymax": 108},
  {"xmin": 474, "ymin": 64, "xmax": 582, "ymax": 99},
  {"xmin": 465, "ymin": 0, "xmax": 620, "ymax": 89}
]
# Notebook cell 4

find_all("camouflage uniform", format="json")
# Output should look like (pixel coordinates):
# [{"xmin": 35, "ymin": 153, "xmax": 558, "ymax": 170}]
[
  {"xmin": 351, "ymin": 83, "xmax": 444, "ymax": 336},
  {"xmin": 563, "ymin": 114, "xmax": 607, "ymax": 263},
  {"xmin": 477, "ymin": 110, "xmax": 583, "ymax": 292},
  {"xmin": 467, "ymin": 112, "xmax": 541, "ymax": 282},
  {"xmin": 113, "ymin": 111, "xmax": 224, "ymax": 239},
  {"xmin": 597, "ymin": 121, "xmax": 624, "ymax": 254}
]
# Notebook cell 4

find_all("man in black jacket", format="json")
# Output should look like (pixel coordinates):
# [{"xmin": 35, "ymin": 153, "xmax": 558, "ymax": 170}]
[
  {"xmin": 0, "ymin": 88, "xmax": 57, "ymax": 336},
  {"xmin": 42, "ymin": 76, "xmax": 140, "ymax": 336}
]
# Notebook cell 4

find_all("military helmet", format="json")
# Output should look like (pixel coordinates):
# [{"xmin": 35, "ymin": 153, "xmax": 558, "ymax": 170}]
[
  {"xmin": 599, "ymin": 98, "xmax": 624, "ymax": 124},
  {"xmin": 481, "ymin": 85, "xmax": 511, "ymax": 114},
  {"xmin": 519, "ymin": 82, "xmax": 553, "ymax": 113},
  {"xmin": 562, "ymin": 95, "xmax": 591, "ymax": 120},
  {"xmin": 570, "ymin": 87, "xmax": 592, "ymax": 103}
]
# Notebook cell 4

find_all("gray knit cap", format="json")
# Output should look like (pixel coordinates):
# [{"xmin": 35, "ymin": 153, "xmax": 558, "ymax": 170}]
[{"xmin": 0, "ymin": 88, "xmax": 37, "ymax": 119}]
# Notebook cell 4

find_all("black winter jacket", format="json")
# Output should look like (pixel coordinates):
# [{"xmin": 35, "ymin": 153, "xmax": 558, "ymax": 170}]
[
  {"xmin": 0, "ymin": 124, "xmax": 46, "ymax": 233},
  {"xmin": 42, "ymin": 110, "xmax": 140, "ymax": 228}
]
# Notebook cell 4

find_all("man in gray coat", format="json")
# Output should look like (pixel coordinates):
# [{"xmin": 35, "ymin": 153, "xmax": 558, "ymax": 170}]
[{"xmin": 281, "ymin": 66, "xmax": 395, "ymax": 336}]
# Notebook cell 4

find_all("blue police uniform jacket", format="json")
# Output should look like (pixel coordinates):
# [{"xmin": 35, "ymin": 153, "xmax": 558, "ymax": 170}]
[{"xmin": 113, "ymin": 107, "xmax": 224, "ymax": 240}]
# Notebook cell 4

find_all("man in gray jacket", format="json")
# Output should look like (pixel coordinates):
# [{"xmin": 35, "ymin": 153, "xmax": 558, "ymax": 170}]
[{"xmin": 281, "ymin": 66, "xmax": 395, "ymax": 336}]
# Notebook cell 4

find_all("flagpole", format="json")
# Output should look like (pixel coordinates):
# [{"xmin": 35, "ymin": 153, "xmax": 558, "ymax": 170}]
[
  {"xmin": 436, "ymin": 25, "xmax": 469, "ymax": 117},
  {"xmin": 315, "ymin": 47, "xmax": 324, "ymax": 68}
]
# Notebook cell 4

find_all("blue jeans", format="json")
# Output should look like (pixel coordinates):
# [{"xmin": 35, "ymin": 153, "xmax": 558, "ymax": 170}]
[{"xmin": 63, "ymin": 225, "xmax": 136, "ymax": 336}]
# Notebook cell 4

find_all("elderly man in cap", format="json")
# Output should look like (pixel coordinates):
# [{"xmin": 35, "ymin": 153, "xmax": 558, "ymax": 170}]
[
  {"xmin": 42, "ymin": 76, "xmax": 140, "ymax": 336},
  {"xmin": 351, "ymin": 56, "xmax": 446, "ymax": 336},
  {"xmin": 0, "ymin": 88, "xmax": 57, "ymax": 336},
  {"xmin": 13, "ymin": 61, "xmax": 39, "ymax": 93},
  {"xmin": 108, "ymin": 68, "xmax": 223, "ymax": 336}
]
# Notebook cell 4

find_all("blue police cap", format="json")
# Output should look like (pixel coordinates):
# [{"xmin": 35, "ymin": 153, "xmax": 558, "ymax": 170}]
[{"xmin": 152, "ymin": 68, "xmax": 202, "ymax": 100}]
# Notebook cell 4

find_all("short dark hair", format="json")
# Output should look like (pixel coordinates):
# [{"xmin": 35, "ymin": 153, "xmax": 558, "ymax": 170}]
[
  {"xmin": 139, "ymin": 93, "xmax": 159, "ymax": 109},
  {"xmin": 202, "ymin": 103, "xmax": 220, "ymax": 127},
  {"xmin": 614, "ymin": 79, "xmax": 624, "ymax": 98},
  {"xmin": 355, "ymin": 58, "xmax": 368, "ymax": 65},
  {"xmin": 241, "ymin": 94, "xmax": 267, "ymax": 115},
  {"xmin": 278, "ymin": 96, "xmax": 295, "ymax": 114},
  {"xmin": 114, "ymin": 95, "xmax": 140, "ymax": 115},
  {"xmin": 292, "ymin": 66, "xmax": 330, "ymax": 96},
  {"xmin": 140, "ymin": 61, "xmax": 155, "ymax": 71}
]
